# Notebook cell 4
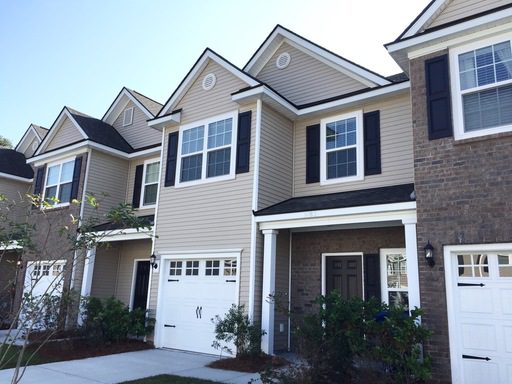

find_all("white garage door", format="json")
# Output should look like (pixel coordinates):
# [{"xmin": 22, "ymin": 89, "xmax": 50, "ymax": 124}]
[
  {"xmin": 448, "ymin": 250, "xmax": 512, "ymax": 384},
  {"xmin": 161, "ymin": 257, "xmax": 238, "ymax": 355}
]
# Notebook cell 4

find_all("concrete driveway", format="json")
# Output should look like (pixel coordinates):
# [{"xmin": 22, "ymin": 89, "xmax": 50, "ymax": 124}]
[{"xmin": 0, "ymin": 349, "xmax": 260, "ymax": 384}]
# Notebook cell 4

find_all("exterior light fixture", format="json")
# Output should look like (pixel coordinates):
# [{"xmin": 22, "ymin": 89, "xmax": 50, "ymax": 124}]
[
  {"xmin": 149, "ymin": 253, "xmax": 158, "ymax": 270},
  {"xmin": 424, "ymin": 241, "xmax": 435, "ymax": 267}
]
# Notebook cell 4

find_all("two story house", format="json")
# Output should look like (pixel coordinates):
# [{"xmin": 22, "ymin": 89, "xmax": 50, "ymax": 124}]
[
  {"xmin": 387, "ymin": 1, "xmax": 512, "ymax": 383},
  {"xmin": 13, "ymin": 87, "xmax": 163, "ymax": 322},
  {"xmin": 145, "ymin": 26, "xmax": 417, "ymax": 358},
  {"xmin": 0, "ymin": 125, "xmax": 45, "ymax": 322}
]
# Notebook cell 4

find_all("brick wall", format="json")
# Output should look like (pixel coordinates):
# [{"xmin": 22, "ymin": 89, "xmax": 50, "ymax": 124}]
[
  {"xmin": 410, "ymin": 51, "xmax": 512, "ymax": 384},
  {"xmin": 290, "ymin": 227, "xmax": 405, "ymax": 315}
]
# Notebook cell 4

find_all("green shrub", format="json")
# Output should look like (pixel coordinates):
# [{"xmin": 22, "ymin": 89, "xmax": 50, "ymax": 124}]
[
  {"xmin": 82, "ymin": 296, "xmax": 154, "ymax": 343},
  {"xmin": 211, "ymin": 304, "xmax": 265, "ymax": 357}
]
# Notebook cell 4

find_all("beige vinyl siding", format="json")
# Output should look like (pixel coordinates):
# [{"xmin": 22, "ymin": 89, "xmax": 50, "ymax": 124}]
[
  {"xmin": 112, "ymin": 100, "xmax": 161, "ymax": 149},
  {"xmin": 274, "ymin": 230, "xmax": 290, "ymax": 351},
  {"xmin": 429, "ymin": 0, "xmax": 510, "ymax": 28},
  {"xmin": 115, "ymin": 240, "xmax": 152, "ymax": 306},
  {"xmin": 257, "ymin": 42, "xmax": 368, "ymax": 106},
  {"xmin": 83, "ymin": 150, "xmax": 129, "ymax": 220},
  {"xmin": 0, "ymin": 179, "xmax": 31, "ymax": 222},
  {"xmin": 90, "ymin": 245, "xmax": 120, "ymax": 299},
  {"xmin": 45, "ymin": 117, "xmax": 84, "ymax": 151},
  {"xmin": 125, "ymin": 156, "xmax": 159, "ymax": 217},
  {"xmin": 258, "ymin": 105, "xmax": 293, "ymax": 210},
  {"xmin": 294, "ymin": 94, "xmax": 414, "ymax": 196},
  {"xmin": 176, "ymin": 60, "xmax": 249, "ymax": 125}
]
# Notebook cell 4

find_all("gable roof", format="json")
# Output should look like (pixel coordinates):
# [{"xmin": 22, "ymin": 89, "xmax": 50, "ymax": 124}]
[
  {"xmin": 35, "ymin": 106, "xmax": 133, "ymax": 156},
  {"xmin": 244, "ymin": 25, "xmax": 390, "ymax": 88},
  {"xmin": 157, "ymin": 48, "xmax": 260, "ymax": 117},
  {"xmin": 0, "ymin": 148, "xmax": 34, "ymax": 180},
  {"xmin": 15, "ymin": 124, "xmax": 48, "ymax": 152},
  {"xmin": 395, "ymin": 0, "xmax": 445, "ymax": 41},
  {"xmin": 102, "ymin": 87, "xmax": 162, "ymax": 125}
]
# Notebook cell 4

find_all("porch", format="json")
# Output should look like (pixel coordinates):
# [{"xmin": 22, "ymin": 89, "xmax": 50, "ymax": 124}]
[{"xmin": 254, "ymin": 184, "xmax": 419, "ymax": 354}]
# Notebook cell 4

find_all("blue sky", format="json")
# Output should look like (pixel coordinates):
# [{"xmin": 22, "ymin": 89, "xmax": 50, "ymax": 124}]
[{"xmin": 0, "ymin": 0, "xmax": 429, "ymax": 145}]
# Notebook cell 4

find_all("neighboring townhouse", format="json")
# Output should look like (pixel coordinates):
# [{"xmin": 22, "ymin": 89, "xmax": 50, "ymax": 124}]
[
  {"xmin": 146, "ymin": 26, "xmax": 416, "ymax": 357},
  {"xmin": 0, "ymin": 125, "xmax": 44, "ymax": 322},
  {"xmin": 387, "ymin": 1, "xmax": 512, "ymax": 383},
  {"xmin": 15, "ymin": 87, "xmax": 162, "ymax": 323}
]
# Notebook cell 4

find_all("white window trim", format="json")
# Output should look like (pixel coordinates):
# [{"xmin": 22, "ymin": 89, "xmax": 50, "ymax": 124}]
[
  {"xmin": 175, "ymin": 111, "xmax": 238, "ymax": 188},
  {"xmin": 450, "ymin": 32, "xmax": 512, "ymax": 140},
  {"xmin": 42, "ymin": 156, "xmax": 76, "ymax": 209},
  {"xmin": 380, "ymin": 248, "xmax": 407, "ymax": 306},
  {"xmin": 140, "ymin": 157, "xmax": 160, "ymax": 209},
  {"xmin": 123, "ymin": 107, "xmax": 134, "ymax": 126},
  {"xmin": 320, "ymin": 110, "xmax": 364, "ymax": 185}
]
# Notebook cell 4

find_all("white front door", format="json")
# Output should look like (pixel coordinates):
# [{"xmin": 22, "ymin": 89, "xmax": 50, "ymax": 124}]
[
  {"xmin": 161, "ymin": 257, "xmax": 238, "ymax": 355},
  {"xmin": 446, "ymin": 247, "xmax": 512, "ymax": 384}
]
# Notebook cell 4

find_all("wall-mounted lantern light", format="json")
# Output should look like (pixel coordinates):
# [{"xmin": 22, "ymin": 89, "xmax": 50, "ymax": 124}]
[
  {"xmin": 424, "ymin": 241, "xmax": 435, "ymax": 267},
  {"xmin": 149, "ymin": 253, "xmax": 158, "ymax": 270}
]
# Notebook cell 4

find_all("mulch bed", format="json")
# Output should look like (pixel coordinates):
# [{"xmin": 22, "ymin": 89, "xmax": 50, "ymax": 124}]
[
  {"xmin": 207, "ymin": 354, "xmax": 288, "ymax": 373},
  {"xmin": 27, "ymin": 338, "xmax": 153, "ymax": 362}
]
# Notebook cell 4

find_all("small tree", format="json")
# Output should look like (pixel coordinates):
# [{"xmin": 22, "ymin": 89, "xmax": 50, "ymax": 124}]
[
  {"xmin": 0, "ymin": 193, "xmax": 152, "ymax": 383},
  {"xmin": 0, "ymin": 135, "xmax": 13, "ymax": 149}
]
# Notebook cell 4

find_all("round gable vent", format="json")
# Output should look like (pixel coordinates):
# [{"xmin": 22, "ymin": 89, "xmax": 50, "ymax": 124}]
[
  {"xmin": 202, "ymin": 73, "xmax": 217, "ymax": 91},
  {"xmin": 276, "ymin": 52, "xmax": 291, "ymax": 69},
  {"xmin": 32, "ymin": 141, "xmax": 39, "ymax": 151}
]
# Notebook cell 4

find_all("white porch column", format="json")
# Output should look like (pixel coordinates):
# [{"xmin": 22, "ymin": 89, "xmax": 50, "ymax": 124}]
[
  {"xmin": 261, "ymin": 229, "xmax": 278, "ymax": 355},
  {"xmin": 80, "ymin": 247, "xmax": 96, "ymax": 298},
  {"xmin": 403, "ymin": 218, "xmax": 421, "ymax": 311}
]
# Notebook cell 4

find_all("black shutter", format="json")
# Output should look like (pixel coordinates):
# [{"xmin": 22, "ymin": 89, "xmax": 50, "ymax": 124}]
[
  {"xmin": 425, "ymin": 54, "xmax": 453, "ymax": 139},
  {"xmin": 306, "ymin": 124, "xmax": 320, "ymax": 183},
  {"xmin": 132, "ymin": 165, "xmax": 143, "ymax": 208},
  {"xmin": 164, "ymin": 132, "xmax": 179, "ymax": 187},
  {"xmin": 363, "ymin": 111, "xmax": 381, "ymax": 176},
  {"xmin": 364, "ymin": 254, "xmax": 381, "ymax": 301},
  {"xmin": 33, "ymin": 166, "xmax": 45, "ymax": 195},
  {"xmin": 32, "ymin": 166, "xmax": 46, "ymax": 209},
  {"xmin": 236, "ymin": 111, "xmax": 252, "ymax": 174},
  {"xmin": 70, "ymin": 156, "xmax": 83, "ymax": 200}
]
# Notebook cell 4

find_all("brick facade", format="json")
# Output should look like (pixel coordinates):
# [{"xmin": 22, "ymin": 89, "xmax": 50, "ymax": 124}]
[
  {"xmin": 410, "ymin": 52, "xmax": 512, "ymax": 384},
  {"xmin": 289, "ymin": 227, "xmax": 405, "ymax": 315}
]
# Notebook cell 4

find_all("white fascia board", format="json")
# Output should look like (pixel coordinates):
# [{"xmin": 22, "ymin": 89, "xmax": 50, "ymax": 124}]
[
  {"xmin": 246, "ymin": 27, "xmax": 389, "ymax": 86},
  {"xmin": 15, "ymin": 125, "xmax": 40, "ymax": 152},
  {"xmin": 256, "ymin": 202, "xmax": 416, "ymax": 230},
  {"xmin": 93, "ymin": 228, "xmax": 153, "ymax": 243},
  {"xmin": 0, "ymin": 172, "xmax": 33, "ymax": 183},
  {"xmin": 34, "ymin": 108, "xmax": 88, "ymax": 156},
  {"xmin": 103, "ymin": 88, "xmax": 154, "ymax": 125},
  {"xmin": 387, "ymin": 8, "xmax": 512, "ymax": 53},
  {"xmin": 160, "ymin": 50, "xmax": 259, "ymax": 116},
  {"xmin": 148, "ymin": 111, "xmax": 181, "ymax": 131},
  {"xmin": 400, "ymin": 0, "xmax": 446, "ymax": 39},
  {"xmin": 232, "ymin": 82, "xmax": 410, "ymax": 118}
]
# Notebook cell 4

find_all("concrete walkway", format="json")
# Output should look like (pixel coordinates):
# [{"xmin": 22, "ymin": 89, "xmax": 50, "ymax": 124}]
[{"xmin": 0, "ymin": 349, "xmax": 261, "ymax": 384}]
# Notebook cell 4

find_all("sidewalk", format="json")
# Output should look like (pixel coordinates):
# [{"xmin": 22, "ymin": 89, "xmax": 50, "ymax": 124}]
[{"xmin": 0, "ymin": 348, "xmax": 260, "ymax": 384}]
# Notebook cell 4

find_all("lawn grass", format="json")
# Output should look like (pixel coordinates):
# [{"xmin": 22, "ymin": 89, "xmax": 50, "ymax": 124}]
[
  {"xmin": 119, "ymin": 375, "xmax": 220, "ymax": 384},
  {"xmin": 0, "ymin": 345, "xmax": 50, "ymax": 370}
]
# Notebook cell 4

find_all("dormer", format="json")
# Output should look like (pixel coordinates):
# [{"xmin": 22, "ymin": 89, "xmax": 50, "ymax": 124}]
[{"xmin": 15, "ymin": 124, "xmax": 48, "ymax": 158}]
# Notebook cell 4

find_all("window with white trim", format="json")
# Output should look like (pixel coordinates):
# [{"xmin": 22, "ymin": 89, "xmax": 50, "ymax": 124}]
[
  {"xmin": 44, "ymin": 157, "xmax": 75, "ymax": 206},
  {"xmin": 380, "ymin": 249, "xmax": 408, "ymax": 309},
  {"xmin": 141, "ymin": 160, "xmax": 160, "ymax": 207},
  {"xmin": 451, "ymin": 33, "xmax": 512, "ymax": 139},
  {"xmin": 177, "ymin": 112, "xmax": 237, "ymax": 186},
  {"xmin": 320, "ymin": 111, "xmax": 364, "ymax": 185},
  {"xmin": 123, "ymin": 107, "xmax": 134, "ymax": 126}
]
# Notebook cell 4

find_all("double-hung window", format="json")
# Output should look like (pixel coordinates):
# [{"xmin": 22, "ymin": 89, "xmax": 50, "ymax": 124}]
[
  {"xmin": 380, "ymin": 249, "xmax": 408, "ymax": 309},
  {"xmin": 141, "ymin": 160, "xmax": 160, "ymax": 207},
  {"xmin": 451, "ymin": 33, "xmax": 512, "ymax": 139},
  {"xmin": 44, "ymin": 157, "xmax": 75, "ymax": 206},
  {"xmin": 177, "ymin": 112, "xmax": 237, "ymax": 186},
  {"xmin": 320, "ymin": 111, "xmax": 364, "ymax": 185}
]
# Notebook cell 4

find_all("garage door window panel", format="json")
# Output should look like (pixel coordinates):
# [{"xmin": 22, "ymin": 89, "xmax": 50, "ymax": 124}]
[
  {"xmin": 224, "ymin": 259, "xmax": 237, "ymax": 276},
  {"xmin": 205, "ymin": 260, "xmax": 220, "ymax": 276},
  {"xmin": 186, "ymin": 261, "xmax": 199, "ymax": 276},
  {"xmin": 169, "ymin": 261, "xmax": 183, "ymax": 276},
  {"xmin": 457, "ymin": 254, "xmax": 489, "ymax": 278},
  {"xmin": 498, "ymin": 254, "xmax": 512, "ymax": 277}
]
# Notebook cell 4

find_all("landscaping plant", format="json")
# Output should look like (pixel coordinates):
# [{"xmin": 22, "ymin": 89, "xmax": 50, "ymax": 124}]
[{"xmin": 211, "ymin": 304, "xmax": 265, "ymax": 358}]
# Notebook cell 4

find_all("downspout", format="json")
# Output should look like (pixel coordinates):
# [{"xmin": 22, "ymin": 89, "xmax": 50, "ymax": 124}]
[{"xmin": 248, "ymin": 98, "xmax": 262, "ymax": 320}]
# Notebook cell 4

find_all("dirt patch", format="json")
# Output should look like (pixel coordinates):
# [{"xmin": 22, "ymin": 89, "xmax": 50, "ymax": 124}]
[
  {"xmin": 207, "ymin": 354, "xmax": 288, "ymax": 373},
  {"xmin": 27, "ymin": 338, "xmax": 153, "ymax": 362}
]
